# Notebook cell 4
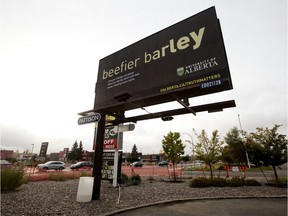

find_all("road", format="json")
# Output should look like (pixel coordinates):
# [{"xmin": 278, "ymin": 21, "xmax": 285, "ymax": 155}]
[{"xmin": 26, "ymin": 165, "xmax": 287, "ymax": 181}]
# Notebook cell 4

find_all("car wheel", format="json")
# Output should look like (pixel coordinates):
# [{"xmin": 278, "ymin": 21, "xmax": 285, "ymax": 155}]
[{"xmin": 58, "ymin": 167, "xmax": 64, "ymax": 171}]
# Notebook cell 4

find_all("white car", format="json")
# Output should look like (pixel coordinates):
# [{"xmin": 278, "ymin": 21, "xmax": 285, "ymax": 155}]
[{"xmin": 37, "ymin": 161, "xmax": 66, "ymax": 171}]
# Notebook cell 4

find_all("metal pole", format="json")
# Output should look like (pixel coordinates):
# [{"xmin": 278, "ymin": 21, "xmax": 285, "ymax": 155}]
[
  {"xmin": 238, "ymin": 114, "xmax": 251, "ymax": 168},
  {"xmin": 31, "ymin": 144, "xmax": 34, "ymax": 157},
  {"xmin": 182, "ymin": 133, "xmax": 194, "ymax": 163},
  {"xmin": 92, "ymin": 112, "xmax": 106, "ymax": 200}
]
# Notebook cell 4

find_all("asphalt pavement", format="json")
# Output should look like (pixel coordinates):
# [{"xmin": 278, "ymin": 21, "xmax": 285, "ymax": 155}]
[{"xmin": 110, "ymin": 198, "xmax": 287, "ymax": 216}]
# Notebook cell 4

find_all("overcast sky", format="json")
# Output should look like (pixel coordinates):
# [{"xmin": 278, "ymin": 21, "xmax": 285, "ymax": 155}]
[{"xmin": 1, "ymin": 0, "xmax": 287, "ymax": 156}]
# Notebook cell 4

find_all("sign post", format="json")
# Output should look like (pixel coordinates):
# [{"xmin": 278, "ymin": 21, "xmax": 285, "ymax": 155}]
[
  {"xmin": 113, "ymin": 149, "xmax": 119, "ymax": 187},
  {"xmin": 92, "ymin": 112, "xmax": 105, "ymax": 200}
]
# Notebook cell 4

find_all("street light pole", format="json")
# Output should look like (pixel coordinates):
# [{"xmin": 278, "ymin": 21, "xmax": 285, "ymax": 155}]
[
  {"xmin": 182, "ymin": 133, "xmax": 194, "ymax": 163},
  {"xmin": 238, "ymin": 114, "xmax": 251, "ymax": 168},
  {"xmin": 31, "ymin": 144, "xmax": 34, "ymax": 158}
]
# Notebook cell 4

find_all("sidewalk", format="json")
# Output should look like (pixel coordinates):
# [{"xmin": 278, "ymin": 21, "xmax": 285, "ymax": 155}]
[{"xmin": 109, "ymin": 197, "xmax": 287, "ymax": 216}]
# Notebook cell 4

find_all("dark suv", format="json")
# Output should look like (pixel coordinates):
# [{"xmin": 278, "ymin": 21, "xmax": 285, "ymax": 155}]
[
  {"xmin": 159, "ymin": 161, "xmax": 169, "ymax": 166},
  {"xmin": 70, "ymin": 161, "xmax": 93, "ymax": 170}
]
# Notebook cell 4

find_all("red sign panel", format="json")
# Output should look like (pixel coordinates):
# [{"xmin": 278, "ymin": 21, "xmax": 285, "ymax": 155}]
[{"xmin": 103, "ymin": 126, "xmax": 118, "ymax": 150}]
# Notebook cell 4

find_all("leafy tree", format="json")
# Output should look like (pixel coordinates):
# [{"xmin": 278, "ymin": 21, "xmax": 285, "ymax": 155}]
[
  {"xmin": 68, "ymin": 140, "xmax": 84, "ymax": 162},
  {"xmin": 76, "ymin": 141, "xmax": 84, "ymax": 161},
  {"xmin": 249, "ymin": 124, "xmax": 287, "ymax": 180},
  {"xmin": 125, "ymin": 154, "xmax": 133, "ymax": 163},
  {"xmin": 223, "ymin": 127, "xmax": 247, "ymax": 164},
  {"xmin": 130, "ymin": 144, "xmax": 139, "ymax": 162},
  {"xmin": 181, "ymin": 155, "xmax": 190, "ymax": 162},
  {"xmin": 193, "ymin": 129, "xmax": 223, "ymax": 179},
  {"xmin": 162, "ymin": 131, "xmax": 185, "ymax": 181}
]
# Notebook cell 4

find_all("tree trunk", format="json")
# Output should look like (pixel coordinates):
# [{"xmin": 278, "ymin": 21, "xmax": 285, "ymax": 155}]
[
  {"xmin": 209, "ymin": 163, "xmax": 213, "ymax": 179},
  {"xmin": 272, "ymin": 165, "xmax": 279, "ymax": 181},
  {"xmin": 173, "ymin": 162, "xmax": 176, "ymax": 182}
]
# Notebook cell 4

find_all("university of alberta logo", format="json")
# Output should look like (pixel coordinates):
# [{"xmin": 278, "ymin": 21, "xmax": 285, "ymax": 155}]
[{"xmin": 176, "ymin": 67, "xmax": 184, "ymax": 76}]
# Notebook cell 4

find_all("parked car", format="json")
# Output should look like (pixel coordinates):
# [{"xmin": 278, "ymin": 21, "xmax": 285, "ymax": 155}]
[
  {"xmin": 159, "ymin": 161, "xmax": 169, "ymax": 167},
  {"xmin": 193, "ymin": 160, "xmax": 205, "ymax": 167},
  {"xmin": 18, "ymin": 155, "xmax": 29, "ymax": 161},
  {"xmin": 36, "ymin": 161, "xmax": 66, "ymax": 171},
  {"xmin": 130, "ymin": 161, "xmax": 143, "ymax": 167},
  {"xmin": 70, "ymin": 161, "xmax": 93, "ymax": 170}
]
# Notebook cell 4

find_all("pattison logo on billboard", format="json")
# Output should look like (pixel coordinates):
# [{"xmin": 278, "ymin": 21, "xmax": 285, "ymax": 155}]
[{"xmin": 102, "ymin": 27, "xmax": 205, "ymax": 80}]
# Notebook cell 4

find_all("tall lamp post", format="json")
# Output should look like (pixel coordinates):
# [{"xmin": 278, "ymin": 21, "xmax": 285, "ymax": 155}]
[
  {"xmin": 31, "ymin": 144, "xmax": 34, "ymax": 159},
  {"xmin": 182, "ymin": 133, "xmax": 194, "ymax": 163},
  {"xmin": 238, "ymin": 114, "xmax": 251, "ymax": 168}
]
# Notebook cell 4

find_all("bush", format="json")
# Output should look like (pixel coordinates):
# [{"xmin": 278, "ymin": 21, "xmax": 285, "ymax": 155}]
[
  {"xmin": 189, "ymin": 176, "xmax": 262, "ymax": 188},
  {"xmin": 210, "ymin": 178, "xmax": 226, "ymax": 187},
  {"xmin": 1, "ymin": 166, "xmax": 25, "ymax": 191},
  {"xmin": 189, "ymin": 177, "xmax": 210, "ymax": 188},
  {"xmin": 130, "ymin": 174, "xmax": 141, "ymax": 185},
  {"xmin": 48, "ymin": 173, "xmax": 66, "ymax": 181},
  {"xmin": 267, "ymin": 178, "xmax": 287, "ymax": 188},
  {"xmin": 226, "ymin": 176, "xmax": 244, "ymax": 187},
  {"xmin": 120, "ymin": 173, "xmax": 129, "ymax": 185},
  {"xmin": 244, "ymin": 179, "xmax": 261, "ymax": 186},
  {"xmin": 79, "ymin": 171, "xmax": 92, "ymax": 177}
]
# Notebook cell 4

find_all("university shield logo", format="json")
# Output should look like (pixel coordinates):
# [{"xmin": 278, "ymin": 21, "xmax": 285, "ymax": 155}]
[{"xmin": 176, "ymin": 67, "xmax": 184, "ymax": 76}]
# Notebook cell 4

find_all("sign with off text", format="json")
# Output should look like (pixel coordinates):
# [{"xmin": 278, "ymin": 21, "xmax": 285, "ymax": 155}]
[{"xmin": 103, "ymin": 126, "xmax": 118, "ymax": 150}]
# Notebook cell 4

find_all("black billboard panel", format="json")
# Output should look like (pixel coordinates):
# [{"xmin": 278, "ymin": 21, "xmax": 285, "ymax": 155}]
[
  {"xmin": 39, "ymin": 142, "xmax": 49, "ymax": 157},
  {"xmin": 94, "ymin": 7, "xmax": 232, "ymax": 112}
]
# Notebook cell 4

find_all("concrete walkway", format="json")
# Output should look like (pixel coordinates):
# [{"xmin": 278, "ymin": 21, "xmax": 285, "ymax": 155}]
[{"xmin": 109, "ymin": 197, "xmax": 287, "ymax": 216}]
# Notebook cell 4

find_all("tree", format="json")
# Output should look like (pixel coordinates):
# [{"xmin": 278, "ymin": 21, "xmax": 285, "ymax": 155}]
[
  {"xmin": 223, "ymin": 127, "xmax": 247, "ymax": 164},
  {"xmin": 162, "ymin": 131, "xmax": 185, "ymax": 181},
  {"xmin": 68, "ymin": 140, "xmax": 84, "ymax": 162},
  {"xmin": 76, "ymin": 141, "xmax": 84, "ymax": 161},
  {"xmin": 193, "ymin": 129, "xmax": 223, "ymax": 179},
  {"xmin": 249, "ymin": 124, "xmax": 287, "ymax": 181},
  {"xmin": 130, "ymin": 144, "xmax": 139, "ymax": 162}
]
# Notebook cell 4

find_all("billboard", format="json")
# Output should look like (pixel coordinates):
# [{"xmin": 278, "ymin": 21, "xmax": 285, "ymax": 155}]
[
  {"xmin": 94, "ymin": 7, "xmax": 232, "ymax": 113},
  {"xmin": 39, "ymin": 142, "xmax": 49, "ymax": 157}
]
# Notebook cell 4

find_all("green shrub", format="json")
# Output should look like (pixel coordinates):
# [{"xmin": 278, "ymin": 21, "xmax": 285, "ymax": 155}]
[
  {"xmin": 130, "ymin": 174, "xmax": 141, "ymax": 185},
  {"xmin": 244, "ymin": 179, "xmax": 261, "ymax": 186},
  {"xmin": 210, "ymin": 178, "xmax": 226, "ymax": 187},
  {"xmin": 64, "ymin": 173, "xmax": 78, "ymax": 180},
  {"xmin": 189, "ymin": 177, "xmax": 210, "ymax": 188},
  {"xmin": 48, "ymin": 173, "xmax": 66, "ymax": 181},
  {"xmin": 1, "ymin": 166, "xmax": 25, "ymax": 191},
  {"xmin": 79, "ymin": 171, "xmax": 92, "ymax": 177},
  {"xmin": 226, "ymin": 176, "xmax": 244, "ymax": 187},
  {"xmin": 267, "ymin": 178, "xmax": 287, "ymax": 188},
  {"xmin": 120, "ymin": 173, "xmax": 129, "ymax": 184}
]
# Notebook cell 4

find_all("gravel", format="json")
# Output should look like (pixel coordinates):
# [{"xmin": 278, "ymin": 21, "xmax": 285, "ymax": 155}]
[{"xmin": 1, "ymin": 178, "xmax": 287, "ymax": 216}]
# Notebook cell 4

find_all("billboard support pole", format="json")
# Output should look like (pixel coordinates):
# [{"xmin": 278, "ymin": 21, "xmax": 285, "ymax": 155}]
[{"xmin": 92, "ymin": 111, "xmax": 106, "ymax": 200}]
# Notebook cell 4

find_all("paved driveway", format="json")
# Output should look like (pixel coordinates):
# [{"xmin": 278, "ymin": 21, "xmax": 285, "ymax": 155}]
[{"xmin": 112, "ymin": 198, "xmax": 287, "ymax": 216}]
